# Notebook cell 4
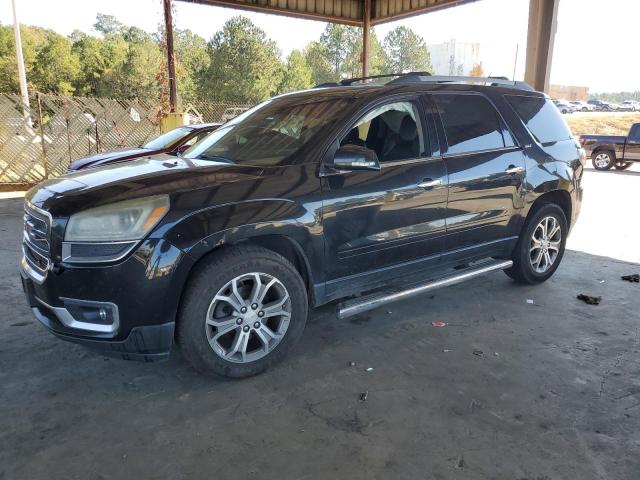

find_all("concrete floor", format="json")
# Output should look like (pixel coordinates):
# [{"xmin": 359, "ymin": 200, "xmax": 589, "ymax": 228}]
[{"xmin": 1, "ymin": 169, "xmax": 639, "ymax": 480}]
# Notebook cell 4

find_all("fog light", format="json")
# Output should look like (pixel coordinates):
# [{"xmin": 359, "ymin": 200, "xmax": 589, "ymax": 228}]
[{"xmin": 61, "ymin": 298, "xmax": 119, "ymax": 327}]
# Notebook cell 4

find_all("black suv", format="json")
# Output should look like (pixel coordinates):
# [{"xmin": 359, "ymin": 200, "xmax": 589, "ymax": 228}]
[{"xmin": 20, "ymin": 74, "xmax": 585, "ymax": 378}]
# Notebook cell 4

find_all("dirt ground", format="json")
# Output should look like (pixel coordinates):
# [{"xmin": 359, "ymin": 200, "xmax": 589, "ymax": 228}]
[{"xmin": 1, "ymin": 169, "xmax": 639, "ymax": 480}]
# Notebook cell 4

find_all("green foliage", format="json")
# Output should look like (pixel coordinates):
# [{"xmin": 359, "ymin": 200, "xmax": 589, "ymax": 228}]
[
  {"xmin": 174, "ymin": 28, "xmax": 210, "ymax": 103},
  {"xmin": 382, "ymin": 26, "xmax": 432, "ymax": 74},
  {"xmin": 303, "ymin": 41, "xmax": 335, "ymax": 85},
  {"xmin": 318, "ymin": 24, "xmax": 360, "ymax": 78},
  {"xmin": 30, "ymin": 31, "xmax": 80, "ymax": 95},
  {"xmin": 278, "ymin": 50, "xmax": 312, "ymax": 93},
  {"xmin": 198, "ymin": 16, "xmax": 283, "ymax": 104},
  {"xmin": 0, "ymin": 14, "xmax": 443, "ymax": 104},
  {"xmin": 592, "ymin": 91, "xmax": 640, "ymax": 103},
  {"xmin": 93, "ymin": 14, "xmax": 125, "ymax": 36}
]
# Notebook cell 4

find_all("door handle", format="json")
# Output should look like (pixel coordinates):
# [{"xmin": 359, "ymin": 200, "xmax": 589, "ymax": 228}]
[
  {"xmin": 505, "ymin": 165, "xmax": 525, "ymax": 175},
  {"xmin": 417, "ymin": 178, "xmax": 443, "ymax": 189}
]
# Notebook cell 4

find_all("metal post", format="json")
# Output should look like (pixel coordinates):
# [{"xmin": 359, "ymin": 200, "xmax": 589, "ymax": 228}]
[
  {"xmin": 524, "ymin": 0, "xmax": 560, "ymax": 92},
  {"xmin": 11, "ymin": 0, "xmax": 31, "ymax": 125},
  {"xmin": 163, "ymin": 0, "xmax": 178, "ymax": 113},
  {"xmin": 362, "ymin": 0, "xmax": 371, "ymax": 77},
  {"xmin": 36, "ymin": 93, "xmax": 49, "ymax": 179}
]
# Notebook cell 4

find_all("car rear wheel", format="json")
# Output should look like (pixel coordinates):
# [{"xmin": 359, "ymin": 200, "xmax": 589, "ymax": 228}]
[
  {"xmin": 177, "ymin": 245, "xmax": 308, "ymax": 378},
  {"xmin": 592, "ymin": 151, "xmax": 615, "ymax": 170},
  {"xmin": 505, "ymin": 203, "xmax": 567, "ymax": 284}
]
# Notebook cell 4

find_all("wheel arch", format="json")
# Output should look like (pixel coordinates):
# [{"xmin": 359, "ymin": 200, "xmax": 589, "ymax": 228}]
[
  {"xmin": 525, "ymin": 189, "xmax": 572, "ymax": 227},
  {"xmin": 591, "ymin": 145, "xmax": 616, "ymax": 159},
  {"xmin": 179, "ymin": 230, "xmax": 319, "ymax": 309}
]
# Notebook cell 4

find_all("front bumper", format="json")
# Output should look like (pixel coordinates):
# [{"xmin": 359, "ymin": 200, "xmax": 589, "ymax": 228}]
[{"xmin": 20, "ymin": 238, "xmax": 195, "ymax": 362}]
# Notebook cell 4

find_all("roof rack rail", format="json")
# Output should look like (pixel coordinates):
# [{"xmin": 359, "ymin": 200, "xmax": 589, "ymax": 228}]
[
  {"xmin": 387, "ymin": 74, "xmax": 534, "ymax": 91},
  {"xmin": 313, "ymin": 71, "xmax": 432, "ymax": 88}
]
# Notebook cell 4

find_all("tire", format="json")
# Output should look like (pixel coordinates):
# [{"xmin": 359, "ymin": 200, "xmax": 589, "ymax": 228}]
[
  {"xmin": 177, "ymin": 245, "xmax": 308, "ymax": 378},
  {"xmin": 615, "ymin": 161, "xmax": 633, "ymax": 170},
  {"xmin": 582, "ymin": 107, "xmax": 588, "ymax": 112},
  {"xmin": 505, "ymin": 203, "xmax": 568, "ymax": 284},
  {"xmin": 592, "ymin": 151, "xmax": 615, "ymax": 170}
]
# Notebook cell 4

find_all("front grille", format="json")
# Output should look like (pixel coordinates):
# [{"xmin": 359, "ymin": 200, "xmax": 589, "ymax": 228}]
[{"xmin": 23, "ymin": 202, "xmax": 52, "ymax": 275}]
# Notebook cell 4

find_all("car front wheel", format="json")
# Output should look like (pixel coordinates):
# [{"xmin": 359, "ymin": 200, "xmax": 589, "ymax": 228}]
[
  {"xmin": 592, "ymin": 151, "xmax": 615, "ymax": 170},
  {"xmin": 177, "ymin": 245, "xmax": 308, "ymax": 378},
  {"xmin": 505, "ymin": 203, "xmax": 567, "ymax": 284}
]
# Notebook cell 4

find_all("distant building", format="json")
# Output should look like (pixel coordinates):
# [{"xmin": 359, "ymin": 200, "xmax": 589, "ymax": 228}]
[
  {"xmin": 428, "ymin": 39, "xmax": 480, "ymax": 76},
  {"xmin": 549, "ymin": 84, "xmax": 589, "ymax": 101}
]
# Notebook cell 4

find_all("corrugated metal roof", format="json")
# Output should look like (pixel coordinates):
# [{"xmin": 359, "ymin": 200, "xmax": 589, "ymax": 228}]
[{"xmin": 177, "ymin": 0, "xmax": 479, "ymax": 26}]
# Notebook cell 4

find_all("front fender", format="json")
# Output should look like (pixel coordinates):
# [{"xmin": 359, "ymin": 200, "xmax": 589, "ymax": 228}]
[{"xmin": 161, "ymin": 198, "xmax": 325, "ymax": 284}]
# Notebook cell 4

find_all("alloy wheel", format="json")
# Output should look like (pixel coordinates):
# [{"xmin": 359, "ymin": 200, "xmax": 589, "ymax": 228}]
[
  {"xmin": 529, "ymin": 216, "xmax": 561, "ymax": 274},
  {"xmin": 594, "ymin": 153, "xmax": 611, "ymax": 169},
  {"xmin": 205, "ymin": 272, "xmax": 291, "ymax": 363}
]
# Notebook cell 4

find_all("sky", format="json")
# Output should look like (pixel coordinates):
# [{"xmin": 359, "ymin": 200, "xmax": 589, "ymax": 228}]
[{"xmin": 1, "ymin": 0, "xmax": 639, "ymax": 93}]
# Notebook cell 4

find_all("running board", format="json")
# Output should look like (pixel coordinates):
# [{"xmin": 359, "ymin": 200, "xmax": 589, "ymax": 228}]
[{"xmin": 336, "ymin": 259, "xmax": 513, "ymax": 320}]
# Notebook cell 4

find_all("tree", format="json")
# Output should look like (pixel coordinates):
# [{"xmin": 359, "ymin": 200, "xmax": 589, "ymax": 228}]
[
  {"xmin": 93, "ymin": 14, "xmax": 125, "ymax": 36},
  {"xmin": 173, "ymin": 28, "xmax": 210, "ymax": 103},
  {"xmin": 319, "ymin": 24, "xmax": 360, "ymax": 78},
  {"xmin": 304, "ymin": 41, "xmax": 335, "ymax": 85},
  {"xmin": 469, "ymin": 62, "xmax": 484, "ymax": 77},
  {"xmin": 71, "ymin": 31, "xmax": 127, "ymax": 96},
  {"xmin": 0, "ymin": 24, "xmax": 50, "ymax": 94},
  {"xmin": 382, "ymin": 26, "xmax": 432, "ymax": 74},
  {"xmin": 278, "ymin": 50, "xmax": 312, "ymax": 93},
  {"xmin": 31, "ymin": 31, "xmax": 80, "ymax": 95},
  {"xmin": 198, "ymin": 16, "xmax": 284, "ymax": 103}
]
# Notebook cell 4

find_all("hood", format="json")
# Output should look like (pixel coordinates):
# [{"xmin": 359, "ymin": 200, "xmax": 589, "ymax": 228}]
[
  {"xmin": 27, "ymin": 155, "xmax": 265, "ymax": 215},
  {"xmin": 68, "ymin": 147, "xmax": 154, "ymax": 170}
]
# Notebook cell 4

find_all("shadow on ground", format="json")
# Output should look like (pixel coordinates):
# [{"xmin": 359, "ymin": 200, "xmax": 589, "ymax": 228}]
[{"xmin": 1, "ymin": 197, "xmax": 639, "ymax": 480}]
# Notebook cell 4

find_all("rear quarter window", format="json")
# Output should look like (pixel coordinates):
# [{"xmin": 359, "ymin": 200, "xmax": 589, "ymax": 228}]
[
  {"xmin": 432, "ymin": 94, "xmax": 508, "ymax": 155},
  {"xmin": 506, "ymin": 95, "xmax": 573, "ymax": 145}
]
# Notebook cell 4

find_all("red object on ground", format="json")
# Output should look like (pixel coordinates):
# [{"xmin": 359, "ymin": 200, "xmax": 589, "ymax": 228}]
[{"xmin": 431, "ymin": 321, "xmax": 448, "ymax": 327}]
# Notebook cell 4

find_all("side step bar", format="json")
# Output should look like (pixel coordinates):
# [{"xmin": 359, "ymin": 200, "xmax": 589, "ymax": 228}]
[{"xmin": 337, "ymin": 259, "xmax": 513, "ymax": 320}]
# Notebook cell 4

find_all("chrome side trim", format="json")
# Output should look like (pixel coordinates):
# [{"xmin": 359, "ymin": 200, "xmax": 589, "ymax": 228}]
[
  {"xmin": 337, "ymin": 259, "xmax": 513, "ymax": 320},
  {"xmin": 380, "ymin": 156, "xmax": 442, "ymax": 168},
  {"xmin": 34, "ymin": 296, "xmax": 119, "ymax": 334},
  {"xmin": 443, "ymin": 146, "xmax": 522, "ymax": 160}
]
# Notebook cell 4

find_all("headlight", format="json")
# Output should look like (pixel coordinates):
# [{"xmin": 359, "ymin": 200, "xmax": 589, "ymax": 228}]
[{"xmin": 65, "ymin": 195, "xmax": 169, "ymax": 242}]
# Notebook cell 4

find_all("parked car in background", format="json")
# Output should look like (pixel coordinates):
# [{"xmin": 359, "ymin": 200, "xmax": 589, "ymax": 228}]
[
  {"xmin": 570, "ymin": 101, "xmax": 595, "ymax": 112},
  {"xmin": 220, "ymin": 107, "xmax": 250, "ymax": 123},
  {"xmin": 618, "ymin": 100, "xmax": 640, "ymax": 112},
  {"xmin": 580, "ymin": 122, "xmax": 640, "ymax": 170},
  {"xmin": 68, "ymin": 123, "xmax": 221, "ymax": 171},
  {"xmin": 553, "ymin": 100, "xmax": 576, "ymax": 114},
  {"xmin": 21, "ymin": 73, "xmax": 584, "ymax": 378},
  {"xmin": 587, "ymin": 99, "xmax": 616, "ymax": 111}
]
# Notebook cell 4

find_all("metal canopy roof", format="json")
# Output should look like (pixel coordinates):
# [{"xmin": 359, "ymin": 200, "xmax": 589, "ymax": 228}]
[{"xmin": 177, "ymin": 0, "xmax": 479, "ymax": 26}]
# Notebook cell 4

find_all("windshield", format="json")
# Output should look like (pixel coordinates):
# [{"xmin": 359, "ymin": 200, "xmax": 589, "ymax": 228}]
[
  {"xmin": 143, "ymin": 127, "xmax": 193, "ymax": 150},
  {"xmin": 183, "ymin": 96, "xmax": 352, "ymax": 166}
]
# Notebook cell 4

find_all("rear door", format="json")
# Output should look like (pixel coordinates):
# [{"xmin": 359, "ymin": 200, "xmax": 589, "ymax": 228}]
[
  {"xmin": 624, "ymin": 124, "xmax": 640, "ymax": 160},
  {"xmin": 430, "ymin": 93, "xmax": 526, "ymax": 264},
  {"xmin": 321, "ymin": 97, "xmax": 447, "ymax": 297}
]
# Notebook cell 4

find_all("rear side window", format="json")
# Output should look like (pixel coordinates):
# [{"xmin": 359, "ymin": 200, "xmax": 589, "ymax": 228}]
[
  {"xmin": 433, "ymin": 94, "xmax": 506, "ymax": 155},
  {"xmin": 506, "ymin": 95, "xmax": 573, "ymax": 144},
  {"xmin": 629, "ymin": 124, "xmax": 640, "ymax": 141}
]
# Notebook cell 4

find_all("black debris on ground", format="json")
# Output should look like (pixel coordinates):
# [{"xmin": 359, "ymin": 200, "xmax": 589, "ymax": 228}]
[
  {"xmin": 577, "ymin": 294, "xmax": 602, "ymax": 305},
  {"xmin": 621, "ymin": 274, "xmax": 639, "ymax": 283}
]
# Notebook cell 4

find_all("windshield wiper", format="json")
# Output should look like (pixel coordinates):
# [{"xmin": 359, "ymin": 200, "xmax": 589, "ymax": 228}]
[{"xmin": 194, "ymin": 154, "xmax": 234, "ymax": 164}]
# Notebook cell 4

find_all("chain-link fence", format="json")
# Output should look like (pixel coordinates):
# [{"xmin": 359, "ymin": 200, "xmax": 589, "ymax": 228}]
[{"xmin": 0, "ymin": 93, "xmax": 251, "ymax": 185}]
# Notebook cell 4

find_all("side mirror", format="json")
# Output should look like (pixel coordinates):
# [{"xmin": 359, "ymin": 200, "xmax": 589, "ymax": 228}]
[{"xmin": 333, "ymin": 144, "xmax": 380, "ymax": 171}]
